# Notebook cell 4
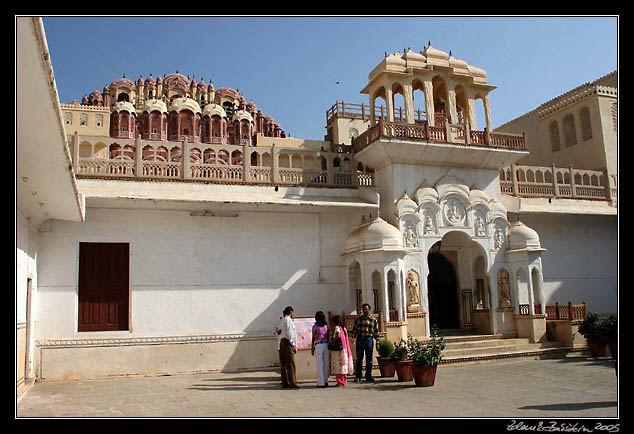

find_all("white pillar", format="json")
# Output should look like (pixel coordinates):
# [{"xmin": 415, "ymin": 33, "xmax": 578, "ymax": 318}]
[
  {"xmin": 385, "ymin": 85, "xmax": 394, "ymax": 123},
  {"xmin": 484, "ymin": 94, "xmax": 493, "ymax": 131},
  {"xmin": 404, "ymin": 83, "xmax": 415, "ymax": 124},
  {"xmin": 423, "ymin": 81, "xmax": 435, "ymax": 126},
  {"xmin": 448, "ymin": 88, "xmax": 458, "ymax": 124}
]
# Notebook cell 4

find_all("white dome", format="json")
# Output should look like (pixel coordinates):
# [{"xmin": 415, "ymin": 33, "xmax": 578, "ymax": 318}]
[
  {"xmin": 141, "ymin": 99, "xmax": 168, "ymax": 114},
  {"xmin": 113, "ymin": 101, "xmax": 136, "ymax": 114},
  {"xmin": 415, "ymin": 186, "xmax": 438, "ymax": 204},
  {"xmin": 170, "ymin": 97, "xmax": 201, "ymax": 114},
  {"xmin": 469, "ymin": 189, "xmax": 489, "ymax": 204},
  {"xmin": 232, "ymin": 110, "xmax": 254, "ymax": 123},
  {"xmin": 202, "ymin": 103, "xmax": 227, "ymax": 118},
  {"xmin": 343, "ymin": 217, "xmax": 403, "ymax": 255},
  {"xmin": 508, "ymin": 222, "xmax": 541, "ymax": 250},
  {"xmin": 395, "ymin": 192, "xmax": 418, "ymax": 216},
  {"xmin": 423, "ymin": 44, "xmax": 449, "ymax": 60}
]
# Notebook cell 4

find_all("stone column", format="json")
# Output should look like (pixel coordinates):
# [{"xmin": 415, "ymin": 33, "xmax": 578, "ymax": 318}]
[
  {"xmin": 404, "ymin": 84, "xmax": 415, "ymax": 124},
  {"xmin": 135, "ymin": 136, "xmax": 143, "ymax": 177},
  {"xmin": 181, "ymin": 139, "xmax": 190, "ymax": 179},
  {"xmin": 385, "ymin": 85, "xmax": 394, "ymax": 123},
  {"xmin": 243, "ymin": 144, "xmax": 251, "ymax": 182},
  {"xmin": 468, "ymin": 98, "xmax": 478, "ymax": 130},
  {"xmin": 423, "ymin": 81, "xmax": 435, "ymax": 126},
  {"xmin": 448, "ymin": 88, "xmax": 458, "ymax": 124},
  {"xmin": 72, "ymin": 131, "xmax": 80, "ymax": 173},
  {"xmin": 484, "ymin": 94, "xmax": 493, "ymax": 131},
  {"xmin": 271, "ymin": 143, "xmax": 279, "ymax": 184}
]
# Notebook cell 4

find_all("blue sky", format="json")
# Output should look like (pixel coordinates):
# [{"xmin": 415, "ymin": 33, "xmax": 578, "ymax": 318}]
[{"xmin": 40, "ymin": 16, "xmax": 618, "ymax": 140}]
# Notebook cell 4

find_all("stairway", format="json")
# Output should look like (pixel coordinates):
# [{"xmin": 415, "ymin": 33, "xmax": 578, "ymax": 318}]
[{"xmin": 425, "ymin": 332, "xmax": 584, "ymax": 365}]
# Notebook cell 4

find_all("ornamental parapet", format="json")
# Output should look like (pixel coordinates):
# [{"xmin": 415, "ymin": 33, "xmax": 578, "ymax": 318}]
[
  {"xmin": 352, "ymin": 119, "xmax": 526, "ymax": 154},
  {"xmin": 499, "ymin": 164, "xmax": 615, "ymax": 203},
  {"xmin": 70, "ymin": 134, "xmax": 374, "ymax": 188}
]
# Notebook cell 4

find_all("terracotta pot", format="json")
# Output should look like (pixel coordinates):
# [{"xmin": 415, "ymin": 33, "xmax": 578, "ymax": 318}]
[
  {"xmin": 587, "ymin": 340, "xmax": 607, "ymax": 357},
  {"xmin": 608, "ymin": 341, "xmax": 617, "ymax": 359},
  {"xmin": 377, "ymin": 357, "xmax": 395, "ymax": 378},
  {"xmin": 394, "ymin": 361, "xmax": 414, "ymax": 382},
  {"xmin": 413, "ymin": 364, "xmax": 438, "ymax": 387}
]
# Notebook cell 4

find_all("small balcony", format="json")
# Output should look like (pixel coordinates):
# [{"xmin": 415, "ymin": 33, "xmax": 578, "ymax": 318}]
[{"xmin": 351, "ymin": 119, "xmax": 528, "ymax": 170}]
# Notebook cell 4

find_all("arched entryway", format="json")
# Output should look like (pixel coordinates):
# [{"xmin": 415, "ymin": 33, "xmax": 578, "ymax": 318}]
[{"xmin": 427, "ymin": 252, "xmax": 460, "ymax": 330}]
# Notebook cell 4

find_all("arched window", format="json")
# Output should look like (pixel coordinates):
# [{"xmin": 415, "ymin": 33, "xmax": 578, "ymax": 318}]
[
  {"xmin": 563, "ymin": 114, "xmax": 577, "ymax": 147},
  {"xmin": 580, "ymin": 106, "xmax": 592, "ymax": 141},
  {"xmin": 549, "ymin": 120, "xmax": 560, "ymax": 152}
]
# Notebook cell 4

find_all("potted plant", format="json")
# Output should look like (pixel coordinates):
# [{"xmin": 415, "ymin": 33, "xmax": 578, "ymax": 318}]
[
  {"xmin": 390, "ymin": 338, "xmax": 413, "ymax": 382},
  {"xmin": 603, "ymin": 314, "xmax": 617, "ymax": 359},
  {"xmin": 578, "ymin": 312, "xmax": 607, "ymax": 357},
  {"xmin": 376, "ymin": 338, "xmax": 395, "ymax": 377},
  {"xmin": 410, "ymin": 333, "xmax": 446, "ymax": 387}
]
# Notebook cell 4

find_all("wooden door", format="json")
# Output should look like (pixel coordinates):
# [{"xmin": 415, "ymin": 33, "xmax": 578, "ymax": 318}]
[{"xmin": 78, "ymin": 242, "xmax": 129, "ymax": 332}]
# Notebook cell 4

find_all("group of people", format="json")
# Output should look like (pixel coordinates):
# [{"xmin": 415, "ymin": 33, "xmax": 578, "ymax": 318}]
[{"xmin": 274, "ymin": 303, "xmax": 380, "ymax": 389}]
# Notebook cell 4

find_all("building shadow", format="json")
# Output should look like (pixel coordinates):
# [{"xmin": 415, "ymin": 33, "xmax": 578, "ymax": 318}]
[{"xmin": 518, "ymin": 401, "xmax": 617, "ymax": 411}]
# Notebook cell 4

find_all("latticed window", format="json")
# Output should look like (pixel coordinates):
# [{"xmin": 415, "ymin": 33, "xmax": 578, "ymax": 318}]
[
  {"xmin": 580, "ymin": 106, "xmax": 592, "ymax": 141},
  {"xmin": 563, "ymin": 114, "xmax": 577, "ymax": 147},
  {"xmin": 549, "ymin": 120, "xmax": 560, "ymax": 152}
]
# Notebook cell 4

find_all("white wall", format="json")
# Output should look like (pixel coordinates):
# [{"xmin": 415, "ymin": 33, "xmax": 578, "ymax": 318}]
[
  {"xmin": 513, "ymin": 213, "xmax": 618, "ymax": 315},
  {"xmin": 16, "ymin": 209, "xmax": 39, "ymax": 383},
  {"xmin": 35, "ymin": 206, "xmax": 360, "ymax": 340}
]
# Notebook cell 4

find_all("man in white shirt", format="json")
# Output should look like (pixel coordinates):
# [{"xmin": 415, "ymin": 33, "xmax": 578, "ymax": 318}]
[{"xmin": 275, "ymin": 306, "xmax": 299, "ymax": 389}]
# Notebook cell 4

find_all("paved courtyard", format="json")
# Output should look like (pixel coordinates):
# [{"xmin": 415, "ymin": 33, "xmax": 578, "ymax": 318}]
[{"xmin": 16, "ymin": 354, "xmax": 618, "ymax": 420}]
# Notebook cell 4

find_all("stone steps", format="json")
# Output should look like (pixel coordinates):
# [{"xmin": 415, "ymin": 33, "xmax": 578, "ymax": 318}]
[{"xmin": 413, "ymin": 333, "xmax": 584, "ymax": 366}]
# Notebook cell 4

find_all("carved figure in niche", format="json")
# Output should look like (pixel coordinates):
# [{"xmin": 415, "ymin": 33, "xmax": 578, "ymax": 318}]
[
  {"xmin": 403, "ymin": 222, "xmax": 419, "ymax": 248},
  {"xmin": 423, "ymin": 215, "xmax": 435, "ymax": 234},
  {"xmin": 497, "ymin": 268, "xmax": 512, "ymax": 308},
  {"xmin": 494, "ymin": 228, "xmax": 505, "ymax": 250},
  {"xmin": 445, "ymin": 199, "xmax": 465, "ymax": 224},
  {"xmin": 406, "ymin": 270, "xmax": 421, "ymax": 312},
  {"xmin": 475, "ymin": 216, "xmax": 486, "ymax": 236}
]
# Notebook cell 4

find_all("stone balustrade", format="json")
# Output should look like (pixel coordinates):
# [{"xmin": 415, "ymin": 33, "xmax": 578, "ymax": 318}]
[{"xmin": 71, "ymin": 134, "xmax": 374, "ymax": 188}]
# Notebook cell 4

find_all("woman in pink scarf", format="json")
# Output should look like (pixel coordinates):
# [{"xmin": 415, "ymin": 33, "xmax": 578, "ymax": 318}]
[{"xmin": 329, "ymin": 315, "xmax": 354, "ymax": 387}]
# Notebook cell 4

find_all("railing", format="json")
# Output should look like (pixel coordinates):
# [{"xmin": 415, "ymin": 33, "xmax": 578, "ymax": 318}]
[
  {"xmin": 519, "ymin": 304, "xmax": 542, "ymax": 316},
  {"xmin": 500, "ymin": 164, "xmax": 613, "ymax": 202},
  {"xmin": 72, "ymin": 135, "xmax": 374, "ymax": 188},
  {"xmin": 352, "ymin": 119, "xmax": 526, "ymax": 153},
  {"xmin": 545, "ymin": 302, "xmax": 587, "ymax": 321},
  {"xmin": 326, "ymin": 101, "xmax": 426, "ymax": 125}
]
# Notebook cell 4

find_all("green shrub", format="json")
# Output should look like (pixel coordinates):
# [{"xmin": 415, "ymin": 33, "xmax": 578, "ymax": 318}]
[
  {"xmin": 377, "ymin": 338, "xmax": 395, "ymax": 358},
  {"xmin": 602, "ymin": 314, "xmax": 617, "ymax": 341},
  {"xmin": 578, "ymin": 312, "xmax": 608, "ymax": 342}
]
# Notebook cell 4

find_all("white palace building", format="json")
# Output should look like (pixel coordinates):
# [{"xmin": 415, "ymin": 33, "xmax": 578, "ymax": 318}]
[{"xmin": 17, "ymin": 17, "xmax": 617, "ymax": 393}]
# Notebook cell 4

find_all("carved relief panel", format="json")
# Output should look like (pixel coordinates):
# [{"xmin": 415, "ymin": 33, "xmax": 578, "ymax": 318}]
[
  {"xmin": 405, "ymin": 269, "xmax": 422, "ymax": 313},
  {"xmin": 491, "ymin": 218, "xmax": 508, "ymax": 251},
  {"xmin": 472, "ymin": 205, "xmax": 489, "ymax": 237},
  {"xmin": 497, "ymin": 268, "xmax": 512, "ymax": 308},
  {"xmin": 441, "ymin": 195, "xmax": 468, "ymax": 227}
]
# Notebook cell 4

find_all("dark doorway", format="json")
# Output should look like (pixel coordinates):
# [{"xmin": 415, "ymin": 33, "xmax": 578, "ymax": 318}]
[
  {"xmin": 427, "ymin": 252, "xmax": 460, "ymax": 330},
  {"xmin": 78, "ymin": 242, "xmax": 130, "ymax": 332}
]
